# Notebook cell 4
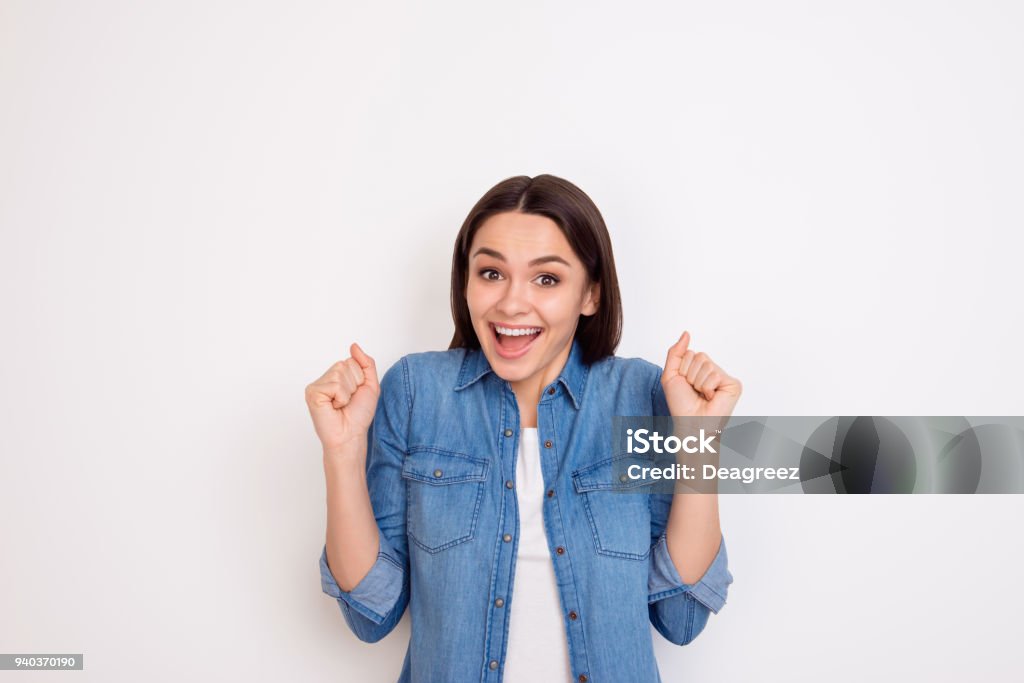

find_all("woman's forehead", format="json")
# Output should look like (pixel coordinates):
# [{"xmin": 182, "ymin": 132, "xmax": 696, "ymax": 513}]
[{"xmin": 470, "ymin": 212, "xmax": 577, "ymax": 264}]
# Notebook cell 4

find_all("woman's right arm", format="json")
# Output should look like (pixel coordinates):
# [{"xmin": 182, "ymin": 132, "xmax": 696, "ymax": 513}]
[
  {"xmin": 306, "ymin": 342, "xmax": 382, "ymax": 591},
  {"xmin": 323, "ymin": 436, "xmax": 379, "ymax": 592},
  {"xmin": 306, "ymin": 343, "xmax": 411, "ymax": 641}
]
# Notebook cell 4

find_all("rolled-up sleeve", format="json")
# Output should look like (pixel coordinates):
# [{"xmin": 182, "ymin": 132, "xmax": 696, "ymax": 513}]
[
  {"xmin": 647, "ymin": 526, "xmax": 733, "ymax": 645},
  {"xmin": 318, "ymin": 358, "xmax": 412, "ymax": 643},
  {"xmin": 320, "ymin": 533, "xmax": 407, "ymax": 625}
]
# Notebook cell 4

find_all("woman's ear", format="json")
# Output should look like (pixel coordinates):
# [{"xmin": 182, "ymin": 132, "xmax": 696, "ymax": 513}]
[{"xmin": 581, "ymin": 281, "xmax": 600, "ymax": 317}]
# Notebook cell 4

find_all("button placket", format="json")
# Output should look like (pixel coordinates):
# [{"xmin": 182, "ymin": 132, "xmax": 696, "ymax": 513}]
[
  {"xmin": 482, "ymin": 387, "xmax": 525, "ymax": 681},
  {"xmin": 484, "ymin": 395, "xmax": 513, "ymax": 678},
  {"xmin": 537, "ymin": 400, "xmax": 590, "ymax": 683}
]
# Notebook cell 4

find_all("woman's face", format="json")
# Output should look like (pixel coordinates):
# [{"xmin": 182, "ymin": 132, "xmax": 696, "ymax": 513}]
[{"xmin": 466, "ymin": 211, "xmax": 599, "ymax": 391}]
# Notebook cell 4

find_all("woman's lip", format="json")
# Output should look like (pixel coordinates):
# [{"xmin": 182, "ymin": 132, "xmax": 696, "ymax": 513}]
[{"xmin": 490, "ymin": 323, "xmax": 543, "ymax": 360}]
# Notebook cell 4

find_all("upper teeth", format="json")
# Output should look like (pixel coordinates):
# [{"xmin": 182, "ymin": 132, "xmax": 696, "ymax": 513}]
[{"xmin": 495, "ymin": 325, "xmax": 541, "ymax": 336}]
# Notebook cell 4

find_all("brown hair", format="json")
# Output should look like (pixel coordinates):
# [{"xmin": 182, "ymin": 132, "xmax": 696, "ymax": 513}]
[{"xmin": 447, "ymin": 174, "xmax": 623, "ymax": 365}]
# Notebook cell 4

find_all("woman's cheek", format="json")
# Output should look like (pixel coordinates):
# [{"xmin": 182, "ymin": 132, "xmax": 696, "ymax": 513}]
[{"xmin": 543, "ymin": 295, "xmax": 574, "ymax": 328}]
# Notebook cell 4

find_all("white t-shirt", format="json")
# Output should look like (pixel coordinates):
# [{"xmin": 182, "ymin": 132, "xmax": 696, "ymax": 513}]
[{"xmin": 502, "ymin": 427, "xmax": 573, "ymax": 682}]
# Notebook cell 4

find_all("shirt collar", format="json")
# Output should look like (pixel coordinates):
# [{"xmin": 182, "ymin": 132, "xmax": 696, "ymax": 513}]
[{"xmin": 454, "ymin": 335, "xmax": 589, "ymax": 410}]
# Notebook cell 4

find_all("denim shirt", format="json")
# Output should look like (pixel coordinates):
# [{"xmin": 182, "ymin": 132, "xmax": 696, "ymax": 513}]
[{"xmin": 319, "ymin": 336, "xmax": 733, "ymax": 683}]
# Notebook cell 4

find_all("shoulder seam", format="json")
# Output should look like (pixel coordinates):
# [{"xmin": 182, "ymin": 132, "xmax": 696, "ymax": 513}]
[
  {"xmin": 647, "ymin": 358, "xmax": 663, "ymax": 414},
  {"xmin": 398, "ymin": 356, "xmax": 413, "ymax": 416}
]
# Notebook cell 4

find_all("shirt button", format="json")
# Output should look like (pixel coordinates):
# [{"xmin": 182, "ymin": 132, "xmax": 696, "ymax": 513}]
[
  {"xmin": 433, "ymin": 469, "xmax": 443, "ymax": 478},
  {"xmin": 569, "ymin": 610, "xmax": 578, "ymax": 620},
  {"xmin": 578, "ymin": 675, "xmax": 588, "ymax": 682},
  {"xmin": 489, "ymin": 660, "xmax": 499, "ymax": 670},
  {"xmin": 547, "ymin": 387, "xmax": 555, "ymax": 395},
  {"xmin": 555, "ymin": 546, "xmax": 565, "ymax": 555},
  {"xmin": 504, "ymin": 428, "xmax": 513, "ymax": 437},
  {"xmin": 619, "ymin": 473, "xmax": 628, "ymax": 483},
  {"xmin": 544, "ymin": 440, "xmax": 553, "ymax": 449},
  {"xmin": 505, "ymin": 480, "xmax": 514, "ymax": 489},
  {"xmin": 503, "ymin": 533, "xmax": 512, "ymax": 542},
  {"xmin": 495, "ymin": 598, "xmax": 505, "ymax": 607},
  {"xmin": 546, "ymin": 489, "xmax": 554, "ymax": 498}
]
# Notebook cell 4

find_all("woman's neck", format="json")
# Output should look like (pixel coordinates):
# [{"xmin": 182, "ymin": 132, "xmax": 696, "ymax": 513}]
[
  {"xmin": 518, "ymin": 403, "xmax": 538, "ymax": 428},
  {"xmin": 509, "ymin": 337, "xmax": 574, "ymax": 429}
]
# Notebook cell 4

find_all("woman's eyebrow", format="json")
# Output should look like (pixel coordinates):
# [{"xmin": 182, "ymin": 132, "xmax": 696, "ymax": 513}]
[{"xmin": 471, "ymin": 247, "xmax": 571, "ymax": 267}]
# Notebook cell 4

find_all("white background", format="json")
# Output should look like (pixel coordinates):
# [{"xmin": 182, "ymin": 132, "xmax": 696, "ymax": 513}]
[{"xmin": 2, "ymin": 1, "xmax": 1022, "ymax": 681}]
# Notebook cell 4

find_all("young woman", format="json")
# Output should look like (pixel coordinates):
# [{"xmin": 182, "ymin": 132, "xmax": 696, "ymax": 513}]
[{"xmin": 306, "ymin": 174, "xmax": 741, "ymax": 683}]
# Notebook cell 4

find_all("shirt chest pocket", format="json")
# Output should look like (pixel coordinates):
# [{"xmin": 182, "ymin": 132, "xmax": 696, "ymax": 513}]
[
  {"xmin": 572, "ymin": 456, "xmax": 654, "ymax": 560},
  {"xmin": 402, "ymin": 448, "xmax": 489, "ymax": 553}
]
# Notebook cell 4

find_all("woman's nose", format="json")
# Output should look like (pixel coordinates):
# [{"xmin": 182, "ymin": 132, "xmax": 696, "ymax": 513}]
[{"xmin": 495, "ymin": 279, "xmax": 531, "ymax": 317}]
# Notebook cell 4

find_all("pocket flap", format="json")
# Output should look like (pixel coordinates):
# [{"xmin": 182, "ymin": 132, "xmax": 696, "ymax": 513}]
[
  {"xmin": 402, "ymin": 448, "xmax": 489, "ymax": 485},
  {"xmin": 573, "ymin": 455, "xmax": 656, "ymax": 492}
]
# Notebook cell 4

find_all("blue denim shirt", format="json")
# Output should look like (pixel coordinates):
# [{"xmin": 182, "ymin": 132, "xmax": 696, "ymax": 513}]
[{"xmin": 319, "ymin": 336, "xmax": 733, "ymax": 682}]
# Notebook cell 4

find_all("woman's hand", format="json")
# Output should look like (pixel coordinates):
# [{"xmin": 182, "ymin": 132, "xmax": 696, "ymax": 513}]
[
  {"xmin": 661, "ymin": 331, "xmax": 742, "ymax": 419},
  {"xmin": 305, "ymin": 342, "xmax": 380, "ymax": 455}
]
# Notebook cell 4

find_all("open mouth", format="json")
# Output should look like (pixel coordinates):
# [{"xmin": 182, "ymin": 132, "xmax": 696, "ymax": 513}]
[{"xmin": 490, "ymin": 322, "xmax": 543, "ymax": 359}]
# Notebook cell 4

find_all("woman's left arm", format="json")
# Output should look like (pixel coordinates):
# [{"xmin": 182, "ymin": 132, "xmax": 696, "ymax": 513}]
[
  {"xmin": 660, "ymin": 329, "xmax": 742, "ymax": 581},
  {"xmin": 665, "ymin": 486, "xmax": 722, "ymax": 583},
  {"xmin": 643, "ymin": 331, "xmax": 741, "ymax": 645}
]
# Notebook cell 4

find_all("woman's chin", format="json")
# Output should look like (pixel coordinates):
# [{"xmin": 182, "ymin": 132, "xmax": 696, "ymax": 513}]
[{"xmin": 481, "ymin": 344, "xmax": 534, "ymax": 380}]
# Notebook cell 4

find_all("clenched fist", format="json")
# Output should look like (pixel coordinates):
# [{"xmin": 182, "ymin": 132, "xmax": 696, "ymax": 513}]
[
  {"xmin": 661, "ymin": 331, "xmax": 742, "ymax": 419},
  {"xmin": 304, "ymin": 342, "xmax": 380, "ymax": 455}
]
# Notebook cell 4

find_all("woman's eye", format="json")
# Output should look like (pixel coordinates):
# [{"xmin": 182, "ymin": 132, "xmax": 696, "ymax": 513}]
[{"xmin": 478, "ymin": 269, "xmax": 558, "ymax": 286}]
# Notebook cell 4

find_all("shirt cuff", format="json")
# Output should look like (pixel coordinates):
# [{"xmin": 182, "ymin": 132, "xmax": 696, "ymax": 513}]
[
  {"xmin": 319, "ymin": 538, "xmax": 405, "ymax": 625},
  {"xmin": 648, "ymin": 531, "xmax": 732, "ymax": 614}
]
